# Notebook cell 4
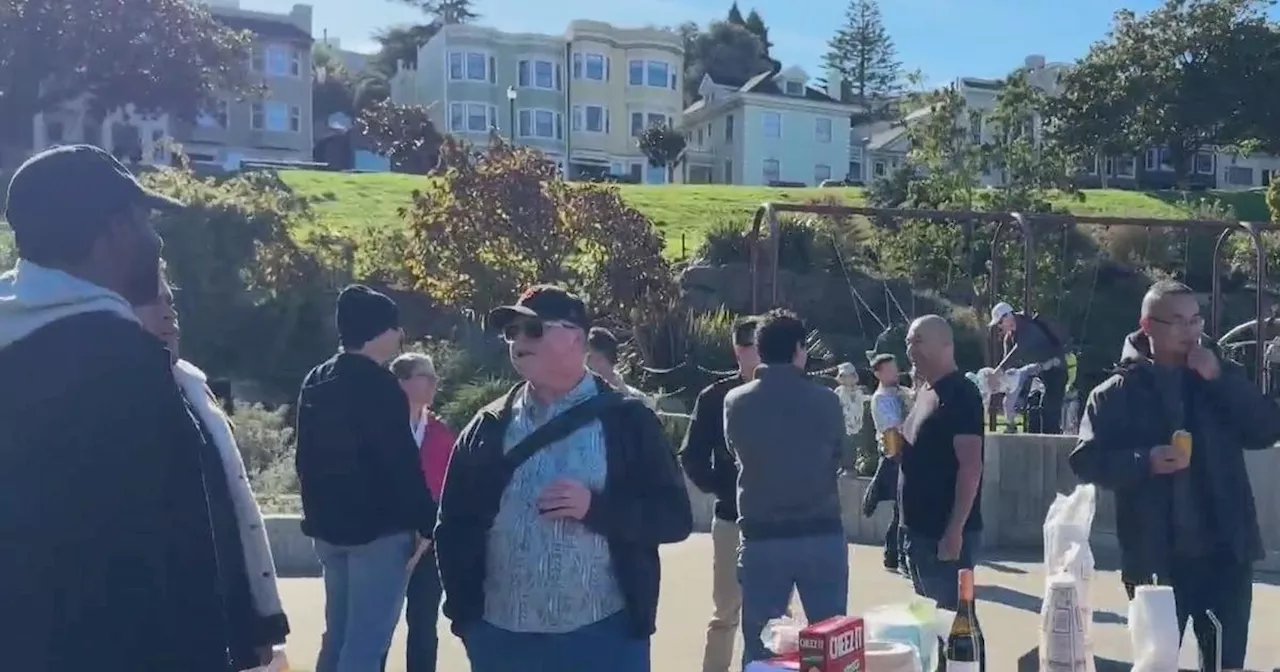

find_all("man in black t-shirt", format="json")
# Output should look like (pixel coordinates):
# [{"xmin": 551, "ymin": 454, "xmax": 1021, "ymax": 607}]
[{"xmin": 899, "ymin": 315, "xmax": 985, "ymax": 611}]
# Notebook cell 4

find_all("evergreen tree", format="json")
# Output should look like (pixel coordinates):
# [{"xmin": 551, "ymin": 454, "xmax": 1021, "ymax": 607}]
[
  {"xmin": 823, "ymin": 0, "xmax": 902, "ymax": 106},
  {"xmin": 397, "ymin": 0, "xmax": 479, "ymax": 24},
  {"xmin": 744, "ymin": 9, "xmax": 773, "ymax": 56},
  {"xmin": 727, "ymin": 1, "xmax": 746, "ymax": 25}
]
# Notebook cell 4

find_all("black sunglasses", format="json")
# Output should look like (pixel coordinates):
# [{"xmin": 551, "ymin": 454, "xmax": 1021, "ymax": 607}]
[{"xmin": 502, "ymin": 319, "xmax": 575, "ymax": 342}]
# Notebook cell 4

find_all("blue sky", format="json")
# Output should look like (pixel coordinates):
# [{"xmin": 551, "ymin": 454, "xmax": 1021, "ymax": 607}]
[{"xmin": 243, "ymin": 0, "xmax": 1279, "ymax": 84}]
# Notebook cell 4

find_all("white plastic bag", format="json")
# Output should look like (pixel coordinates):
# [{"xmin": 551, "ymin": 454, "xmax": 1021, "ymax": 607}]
[
  {"xmin": 1042, "ymin": 485, "xmax": 1097, "ymax": 669},
  {"xmin": 244, "ymin": 646, "xmax": 289, "ymax": 672},
  {"xmin": 1129, "ymin": 585, "xmax": 1180, "ymax": 672},
  {"xmin": 760, "ymin": 614, "xmax": 805, "ymax": 656}
]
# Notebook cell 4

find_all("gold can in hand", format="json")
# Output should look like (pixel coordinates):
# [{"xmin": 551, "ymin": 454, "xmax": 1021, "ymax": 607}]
[
  {"xmin": 883, "ymin": 426, "xmax": 903, "ymax": 457},
  {"xmin": 1172, "ymin": 429, "xmax": 1192, "ymax": 460}
]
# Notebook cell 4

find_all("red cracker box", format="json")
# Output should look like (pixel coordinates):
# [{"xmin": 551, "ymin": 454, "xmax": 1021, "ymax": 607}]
[{"xmin": 798, "ymin": 615, "xmax": 865, "ymax": 672}]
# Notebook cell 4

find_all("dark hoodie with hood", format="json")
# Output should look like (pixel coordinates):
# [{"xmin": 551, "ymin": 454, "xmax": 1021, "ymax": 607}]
[
  {"xmin": 0, "ymin": 261, "xmax": 231, "ymax": 671},
  {"xmin": 1069, "ymin": 331, "xmax": 1280, "ymax": 583}
]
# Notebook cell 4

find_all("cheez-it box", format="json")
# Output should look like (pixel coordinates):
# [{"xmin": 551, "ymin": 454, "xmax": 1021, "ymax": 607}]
[{"xmin": 798, "ymin": 615, "xmax": 865, "ymax": 672}]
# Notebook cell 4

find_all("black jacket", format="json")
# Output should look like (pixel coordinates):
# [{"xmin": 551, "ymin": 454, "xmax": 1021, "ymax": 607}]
[
  {"xmin": 295, "ymin": 352, "xmax": 436, "ymax": 545},
  {"xmin": 679, "ymin": 375, "xmax": 746, "ymax": 522},
  {"xmin": 0, "ymin": 311, "xmax": 232, "ymax": 672},
  {"xmin": 435, "ymin": 377, "xmax": 693, "ymax": 638},
  {"xmin": 1070, "ymin": 332, "xmax": 1280, "ymax": 583}
]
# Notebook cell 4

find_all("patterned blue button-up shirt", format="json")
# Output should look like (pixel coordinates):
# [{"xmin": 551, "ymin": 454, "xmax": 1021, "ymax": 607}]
[{"xmin": 482, "ymin": 374, "xmax": 626, "ymax": 633}]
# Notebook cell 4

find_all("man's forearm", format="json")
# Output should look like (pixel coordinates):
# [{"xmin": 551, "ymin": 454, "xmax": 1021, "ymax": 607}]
[{"xmin": 947, "ymin": 464, "xmax": 982, "ymax": 533}]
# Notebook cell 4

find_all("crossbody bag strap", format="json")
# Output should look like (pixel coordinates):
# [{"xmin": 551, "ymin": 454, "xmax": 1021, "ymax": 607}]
[{"xmin": 499, "ymin": 390, "xmax": 625, "ymax": 477}]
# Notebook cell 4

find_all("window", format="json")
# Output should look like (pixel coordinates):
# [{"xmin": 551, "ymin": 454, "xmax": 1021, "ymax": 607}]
[
  {"xmin": 815, "ymin": 117, "xmax": 832, "ymax": 144},
  {"xmin": 762, "ymin": 112, "xmax": 781, "ymax": 138},
  {"xmin": 874, "ymin": 161, "xmax": 887, "ymax": 177},
  {"xmin": 1226, "ymin": 166, "xmax": 1254, "ymax": 186},
  {"xmin": 646, "ymin": 163, "xmax": 666, "ymax": 184},
  {"xmin": 724, "ymin": 160, "xmax": 733, "ymax": 184},
  {"xmin": 850, "ymin": 146, "xmax": 863, "ymax": 161},
  {"xmin": 449, "ymin": 51, "xmax": 492, "ymax": 82},
  {"xmin": 573, "ymin": 105, "xmax": 609, "ymax": 133},
  {"xmin": 849, "ymin": 159, "xmax": 862, "ymax": 182},
  {"xmin": 1195, "ymin": 152, "xmax": 1214, "ymax": 175},
  {"xmin": 1115, "ymin": 155, "xmax": 1136, "ymax": 178},
  {"xmin": 1157, "ymin": 148, "xmax": 1174, "ymax": 171},
  {"xmin": 969, "ymin": 113, "xmax": 982, "ymax": 145},
  {"xmin": 518, "ymin": 108, "xmax": 562, "ymax": 140},
  {"xmin": 630, "ymin": 112, "xmax": 672, "ymax": 137},
  {"xmin": 197, "ymin": 100, "xmax": 229, "ymax": 129},
  {"xmin": 763, "ymin": 159, "xmax": 780, "ymax": 183},
  {"xmin": 629, "ymin": 60, "xmax": 674, "ymax": 88},
  {"xmin": 695, "ymin": 127, "xmax": 704, "ymax": 146},
  {"xmin": 1145, "ymin": 148, "xmax": 1159, "ymax": 171},
  {"xmin": 785, "ymin": 81, "xmax": 804, "ymax": 96},
  {"xmin": 448, "ymin": 102, "xmax": 497, "ymax": 133},
  {"xmin": 262, "ymin": 45, "xmax": 301, "ymax": 77},
  {"xmin": 518, "ymin": 59, "xmax": 561, "ymax": 91},
  {"xmin": 573, "ymin": 52, "xmax": 607, "ymax": 81},
  {"xmin": 45, "ymin": 120, "xmax": 65, "ymax": 143},
  {"xmin": 815, "ymin": 164, "xmax": 832, "ymax": 183},
  {"xmin": 725, "ymin": 114, "xmax": 734, "ymax": 142},
  {"xmin": 251, "ymin": 102, "xmax": 301, "ymax": 132}
]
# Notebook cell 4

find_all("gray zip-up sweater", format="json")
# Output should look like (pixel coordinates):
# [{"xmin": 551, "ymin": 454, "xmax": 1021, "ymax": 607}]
[{"xmin": 723, "ymin": 364, "xmax": 846, "ymax": 540}]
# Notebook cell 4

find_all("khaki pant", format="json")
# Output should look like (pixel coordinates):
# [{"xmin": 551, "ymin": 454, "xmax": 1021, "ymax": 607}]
[{"xmin": 701, "ymin": 516, "xmax": 742, "ymax": 672}]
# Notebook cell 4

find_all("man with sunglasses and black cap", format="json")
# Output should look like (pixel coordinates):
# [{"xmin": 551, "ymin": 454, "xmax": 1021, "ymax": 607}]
[
  {"xmin": 0, "ymin": 145, "xmax": 236, "ymax": 671},
  {"xmin": 435, "ymin": 284, "xmax": 692, "ymax": 672}
]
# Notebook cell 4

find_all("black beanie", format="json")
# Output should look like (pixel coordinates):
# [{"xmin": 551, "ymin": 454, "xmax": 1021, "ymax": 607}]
[{"xmin": 336, "ymin": 284, "xmax": 400, "ymax": 349}]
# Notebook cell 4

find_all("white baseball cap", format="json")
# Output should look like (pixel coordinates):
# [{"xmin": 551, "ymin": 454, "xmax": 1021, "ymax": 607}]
[
  {"xmin": 989, "ymin": 302, "xmax": 1014, "ymax": 327},
  {"xmin": 836, "ymin": 362, "xmax": 858, "ymax": 378}
]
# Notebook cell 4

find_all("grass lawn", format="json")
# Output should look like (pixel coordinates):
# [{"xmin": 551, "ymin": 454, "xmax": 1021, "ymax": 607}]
[{"xmin": 275, "ymin": 171, "xmax": 1270, "ymax": 258}]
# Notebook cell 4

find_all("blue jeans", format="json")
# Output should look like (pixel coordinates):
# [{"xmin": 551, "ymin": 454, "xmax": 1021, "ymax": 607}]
[
  {"xmin": 462, "ymin": 612, "xmax": 650, "ymax": 672},
  {"xmin": 902, "ymin": 528, "xmax": 981, "ymax": 611},
  {"xmin": 314, "ymin": 532, "xmax": 415, "ymax": 672},
  {"xmin": 738, "ymin": 534, "xmax": 849, "ymax": 667}
]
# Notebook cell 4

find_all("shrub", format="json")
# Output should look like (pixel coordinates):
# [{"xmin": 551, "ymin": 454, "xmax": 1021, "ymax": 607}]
[
  {"xmin": 400, "ymin": 135, "xmax": 673, "ymax": 321},
  {"xmin": 439, "ymin": 376, "xmax": 519, "ymax": 429},
  {"xmin": 1269, "ymin": 177, "xmax": 1280, "ymax": 223},
  {"xmin": 0, "ymin": 227, "xmax": 13, "ymax": 268},
  {"xmin": 231, "ymin": 401, "xmax": 297, "ymax": 496},
  {"xmin": 356, "ymin": 99, "xmax": 444, "ymax": 174},
  {"xmin": 693, "ymin": 214, "xmax": 838, "ymax": 273},
  {"xmin": 142, "ymin": 163, "xmax": 346, "ymax": 392}
]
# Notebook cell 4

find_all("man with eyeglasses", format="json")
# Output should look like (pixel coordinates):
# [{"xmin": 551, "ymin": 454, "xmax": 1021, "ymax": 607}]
[
  {"xmin": 1071, "ymin": 280, "xmax": 1280, "ymax": 670},
  {"xmin": 434, "ymin": 284, "xmax": 692, "ymax": 672}
]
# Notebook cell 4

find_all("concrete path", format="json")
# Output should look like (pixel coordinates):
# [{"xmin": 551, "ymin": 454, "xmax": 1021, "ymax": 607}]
[{"xmin": 278, "ymin": 535, "xmax": 1280, "ymax": 671}]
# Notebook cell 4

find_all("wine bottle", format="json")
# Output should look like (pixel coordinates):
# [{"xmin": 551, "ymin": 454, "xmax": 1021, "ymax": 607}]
[{"xmin": 944, "ymin": 568, "xmax": 985, "ymax": 671}]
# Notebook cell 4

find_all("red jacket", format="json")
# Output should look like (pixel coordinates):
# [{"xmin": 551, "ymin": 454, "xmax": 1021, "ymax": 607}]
[{"xmin": 417, "ymin": 413, "xmax": 457, "ymax": 502}]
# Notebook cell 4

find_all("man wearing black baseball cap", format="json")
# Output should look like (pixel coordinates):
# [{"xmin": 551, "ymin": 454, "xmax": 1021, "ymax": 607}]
[
  {"xmin": 0, "ymin": 145, "xmax": 237, "ymax": 671},
  {"xmin": 436, "ymin": 284, "xmax": 692, "ymax": 672}
]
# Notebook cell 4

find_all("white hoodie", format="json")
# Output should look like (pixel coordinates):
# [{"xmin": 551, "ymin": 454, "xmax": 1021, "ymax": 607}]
[{"xmin": 0, "ymin": 259, "xmax": 138, "ymax": 350}]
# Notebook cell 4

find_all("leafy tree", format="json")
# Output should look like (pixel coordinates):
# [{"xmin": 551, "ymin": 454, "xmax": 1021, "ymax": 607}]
[
  {"xmin": 353, "ymin": 75, "xmax": 392, "ymax": 113},
  {"xmin": 823, "ymin": 0, "xmax": 902, "ymax": 108},
  {"xmin": 682, "ymin": 21, "xmax": 774, "ymax": 102},
  {"xmin": 981, "ymin": 70, "xmax": 1076, "ymax": 212},
  {"xmin": 399, "ymin": 136, "xmax": 674, "ymax": 319},
  {"xmin": 369, "ymin": 23, "xmax": 441, "ymax": 76},
  {"xmin": 744, "ymin": 9, "xmax": 772, "ymax": 52},
  {"xmin": 1048, "ymin": 0, "xmax": 1273, "ymax": 185},
  {"xmin": 355, "ymin": 100, "xmax": 444, "ymax": 174},
  {"xmin": 397, "ymin": 0, "xmax": 479, "ymax": 24},
  {"xmin": 727, "ymin": 2, "xmax": 746, "ymax": 25},
  {"xmin": 637, "ymin": 122, "xmax": 688, "ymax": 183},
  {"xmin": 312, "ymin": 45, "xmax": 355, "ymax": 122},
  {"xmin": 907, "ymin": 86, "xmax": 984, "ymax": 210},
  {"xmin": 0, "ymin": 0, "xmax": 256, "ymax": 151}
]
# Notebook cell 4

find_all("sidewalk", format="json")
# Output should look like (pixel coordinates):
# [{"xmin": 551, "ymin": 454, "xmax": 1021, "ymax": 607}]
[{"xmin": 278, "ymin": 535, "xmax": 1280, "ymax": 671}]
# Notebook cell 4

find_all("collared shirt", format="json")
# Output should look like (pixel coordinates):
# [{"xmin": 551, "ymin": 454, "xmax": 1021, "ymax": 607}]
[
  {"xmin": 411, "ymin": 409, "xmax": 428, "ymax": 447},
  {"xmin": 871, "ymin": 385, "xmax": 911, "ymax": 450},
  {"xmin": 483, "ymin": 374, "xmax": 625, "ymax": 633}
]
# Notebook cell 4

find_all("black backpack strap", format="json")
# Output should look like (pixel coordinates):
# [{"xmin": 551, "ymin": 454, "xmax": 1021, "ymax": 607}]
[{"xmin": 499, "ymin": 389, "xmax": 625, "ymax": 476}]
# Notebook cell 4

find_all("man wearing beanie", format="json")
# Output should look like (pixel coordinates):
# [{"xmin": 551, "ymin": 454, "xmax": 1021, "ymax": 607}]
[{"xmin": 295, "ymin": 284, "xmax": 437, "ymax": 672}]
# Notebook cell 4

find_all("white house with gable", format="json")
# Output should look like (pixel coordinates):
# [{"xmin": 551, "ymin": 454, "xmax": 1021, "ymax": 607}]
[{"xmin": 679, "ymin": 66, "xmax": 864, "ymax": 185}]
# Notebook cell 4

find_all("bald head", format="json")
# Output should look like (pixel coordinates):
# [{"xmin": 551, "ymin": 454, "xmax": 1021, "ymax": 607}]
[{"xmin": 906, "ymin": 314, "xmax": 955, "ymax": 380}]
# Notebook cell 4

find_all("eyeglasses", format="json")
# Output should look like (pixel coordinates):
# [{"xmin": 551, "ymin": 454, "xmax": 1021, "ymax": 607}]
[
  {"xmin": 502, "ymin": 319, "xmax": 576, "ymax": 342},
  {"xmin": 1148, "ymin": 314, "xmax": 1205, "ymax": 330}
]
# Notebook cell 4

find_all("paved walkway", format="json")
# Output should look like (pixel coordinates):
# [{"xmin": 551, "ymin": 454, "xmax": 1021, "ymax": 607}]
[{"xmin": 278, "ymin": 535, "xmax": 1280, "ymax": 671}]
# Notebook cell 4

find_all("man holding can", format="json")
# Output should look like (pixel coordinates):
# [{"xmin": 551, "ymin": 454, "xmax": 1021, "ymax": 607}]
[{"xmin": 1070, "ymin": 280, "xmax": 1280, "ymax": 669}]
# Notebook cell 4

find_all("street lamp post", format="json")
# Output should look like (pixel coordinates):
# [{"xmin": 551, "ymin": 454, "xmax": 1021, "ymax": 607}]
[{"xmin": 506, "ymin": 86, "xmax": 517, "ymax": 142}]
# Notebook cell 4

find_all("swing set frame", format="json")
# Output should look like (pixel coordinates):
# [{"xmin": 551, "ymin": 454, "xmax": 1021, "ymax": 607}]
[{"xmin": 746, "ymin": 203, "xmax": 1280, "ymax": 390}]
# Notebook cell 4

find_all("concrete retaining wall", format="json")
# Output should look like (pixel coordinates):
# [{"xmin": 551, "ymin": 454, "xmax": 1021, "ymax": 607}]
[{"xmin": 264, "ymin": 434, "xmax": 1280, "ymax": 577}]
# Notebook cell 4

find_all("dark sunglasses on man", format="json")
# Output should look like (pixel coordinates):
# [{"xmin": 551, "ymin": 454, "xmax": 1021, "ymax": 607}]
[{"xmin": 501, "ymin": 319, "xmax": 578, "ymax": 343}]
